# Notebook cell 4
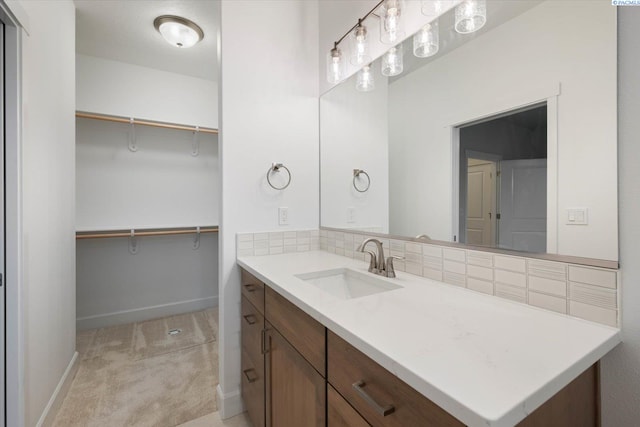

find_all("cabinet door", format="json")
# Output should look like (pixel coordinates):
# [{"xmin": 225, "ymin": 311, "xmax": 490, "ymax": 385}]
[
  {"xmin": 241, "ymin": 296, "xmax": 265, "ymax": 427},
  {"xmin": 266, "ymin": 325, "xmax": 325, "ymax": 427}
]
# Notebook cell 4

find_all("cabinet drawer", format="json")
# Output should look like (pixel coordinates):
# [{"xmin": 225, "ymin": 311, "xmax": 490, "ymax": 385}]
[
  {"xmin": 328, "ymin": 384, "xmax": 370, "ymax": 427},
  {"xmin": 328, "ymin": 331, "xmax": 464, "ymax": 427},
  {"xmin": 242, "ymin": 349, "xmax": 265, "ymax": 427},
  {"xmin": 241, "ymin": 295, "xmax": 265, "ymax": 363},
  {"xmin": 241, "ymin": 269, "xmax": 265, "ymax": 315},
  {"xmin": 265, "ymin": 286, "xmax": 326, "ymax": 376}
]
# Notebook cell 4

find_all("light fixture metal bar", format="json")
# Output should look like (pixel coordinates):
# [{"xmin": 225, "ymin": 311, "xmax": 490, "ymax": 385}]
[
  {"xmin": 76, "ymin": 111, "xmax": 218, "ymax": 135},
  {"xmin": 333, "ymin": 0, "xmax": 386, "ymax": 47}
]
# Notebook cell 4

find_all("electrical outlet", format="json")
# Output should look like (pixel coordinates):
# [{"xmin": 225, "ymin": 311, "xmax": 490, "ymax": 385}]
[
  {"xmin": 278, "ymin": 207, "xmax": 289, "ymax": 225},
  {"xmin": 347, "ymin": 207, "xmax": 356, "ymax": 223}
]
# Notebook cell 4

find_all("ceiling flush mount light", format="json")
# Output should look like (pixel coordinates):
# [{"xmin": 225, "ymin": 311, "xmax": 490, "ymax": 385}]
[
  {"xmin": 379, "ymin": 0, "xmax": 406, "ymax": 45},
  {"xmin": 413, "ymin": 20, "xmax": 439, "ymax": 58},
  {"xmin": 327, "ymin": 44, "xmax": 346, "ymax": 84},
  {"xmin": 154, "ymin": 15, "xmax": 204, "ymax": 48},
  {"xmin": 381, "ymin": 44, "xmax": 404, "ymax": 77},
  {"xmin": 349, "ymin": 21, "xmax": 371, "ymax": 66},
  {"xmin": 356, "ymin": 64, "xmax": 375, "ymax": 92},
  {"xmin": 455, "ymin": 0, "xmax": 487, "ymax": 34}
]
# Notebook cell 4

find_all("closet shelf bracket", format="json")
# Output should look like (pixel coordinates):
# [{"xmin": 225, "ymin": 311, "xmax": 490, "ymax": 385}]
[
  {"xmin": 193, "ymin": 226, "xmax": 201, "ymax": 250},
  {"xmin": 129, "ymin": 229, "xmax": 139, "ymax": 254},
  {"xmin": 192, "ymin": 126, "xmax": 200, "ymax": 157},
  {"xmin": 128, "ymin": 118, "xmax": 138, "ymax": 152}
]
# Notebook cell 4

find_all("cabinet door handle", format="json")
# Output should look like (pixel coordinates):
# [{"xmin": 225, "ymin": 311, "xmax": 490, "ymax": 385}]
[
  {"xmin": 244, "ymin": 284, "xmax": 257, "ymax": 293},
  {"xmin": 261, "ymin": 328, "xmax": 269, "ymax": 354},
  {"xmin": 352, "ymin": 380, "xmax": 395, "ymax": 416},
  {"xmin": 243, "ymin": 368, "xmax": 259, "ymax": 383},
  {"xmin": 243, "ymin": 314, "xmax": 257, "ymax": 325}
]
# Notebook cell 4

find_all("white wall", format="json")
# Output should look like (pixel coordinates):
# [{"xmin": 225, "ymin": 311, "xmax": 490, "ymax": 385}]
[
  {"xmin": 601, "ymin": 7, "xmax": 640, "ymax": 426},
  {"xmin": 217, "ymin": 0, "xmax": 319, "ymax": 417},
  {"xmin": 76, "ymin": 54, "xmax": 218, "ymax": 128},
  {"xmin": 320, "ymin": 71, "xmax": 389, "ymax": 231},
  {"xmin": 19, "ymin": 1, "xmax": 77, "ymax": 425},
  {"xmin": 388, "ymin": 0, "xmax": 617, "ymax": 260}
]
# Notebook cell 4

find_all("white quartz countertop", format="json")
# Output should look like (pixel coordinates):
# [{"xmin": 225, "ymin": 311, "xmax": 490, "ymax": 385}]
[{"xmin": 237, "ymin": 251, "xmax": 620, "ymax": 427}]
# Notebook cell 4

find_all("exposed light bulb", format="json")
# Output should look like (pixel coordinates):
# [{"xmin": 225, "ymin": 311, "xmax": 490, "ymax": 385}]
[
  {"xmin": 380, "ymin": 0, "xmax": 405, "ymax": 45},
  {"xmin": 413, "ymin": 20, "xmax": 439, "ymax": 58},
  {"xmin": 455, "ymin": 0, "xmax": 487, "ymax": 34},
  {"xmin": 326, "ymin": 46, "xmax": 345, "ymax": 84},
  {"xmin": 381, "ymin": 44, "xmax": 404, "ymax": 77},
  {"xmin": 356, "ymin": 64, "xmax": 375, "ymax": 92},
  {"xmin": 349, "ymin": 23, "xmax": 371, "ymax": 65},
  {"xmin": 421, "ymin": 0, "xmax": 445, "ymax": 16}
]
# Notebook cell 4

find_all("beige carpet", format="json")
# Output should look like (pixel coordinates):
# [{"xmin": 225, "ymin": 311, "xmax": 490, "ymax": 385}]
[{"xmin": 53, "ymin": 308, "xmax": 220, "ymax": 427}]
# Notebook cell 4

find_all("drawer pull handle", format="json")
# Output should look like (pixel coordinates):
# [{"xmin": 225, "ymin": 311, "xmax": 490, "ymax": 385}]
[
  {"xmin": 243, "ymin": 368, "xmax": 259, "ymax": 383},
  {"xmin": 261, "ymin": 328, "xmax": 270, "ymax": 354},
  {"xmin": 243, "ymin": 314, "xmax": 257, "ymax": 325},
  {"xmin": 352, "ymin": 380, "xmax": 395, "ymax": 417},
  {"xmin": 244, "ymin": 284, "xmax": 257, "ymax": 293}
]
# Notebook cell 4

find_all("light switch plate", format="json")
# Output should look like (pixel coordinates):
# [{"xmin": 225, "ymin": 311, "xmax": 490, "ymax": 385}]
[
  {"xmin": 566, "ymin": 208, "xmax": 588, "ymax": 225},
  {"xmin": 278, "ymin": 207, "xmax": 289, "ymax": 225}
]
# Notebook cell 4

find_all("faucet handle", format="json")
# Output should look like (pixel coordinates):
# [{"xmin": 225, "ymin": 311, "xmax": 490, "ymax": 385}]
[
  {"xmin": 364, "ymin": 250, "xmax": 378, "ymax": 273},
  {"xmin": 385, "ymin": 256, "xmax": 404, "ymax": 278}
]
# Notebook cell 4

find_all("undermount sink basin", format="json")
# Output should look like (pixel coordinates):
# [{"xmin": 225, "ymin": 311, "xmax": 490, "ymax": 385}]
[{"xmin": 296, "ymin": 268, "xmax": 403, "ymax": 300}]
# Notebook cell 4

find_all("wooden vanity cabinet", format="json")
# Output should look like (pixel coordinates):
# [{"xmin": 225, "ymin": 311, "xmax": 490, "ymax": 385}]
[
  {"xmin": 328, "ymin": 384, "xmax": 370, "ymax": 427},
  {"xmin": 241, "ymin": 295, "xmax": 265, "ymax": 427}
]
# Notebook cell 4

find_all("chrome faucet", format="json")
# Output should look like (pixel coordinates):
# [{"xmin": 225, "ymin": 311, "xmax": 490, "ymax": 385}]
[{"xmin": 357, "ymin": 238, "xmax": 402, "ymax": 278}]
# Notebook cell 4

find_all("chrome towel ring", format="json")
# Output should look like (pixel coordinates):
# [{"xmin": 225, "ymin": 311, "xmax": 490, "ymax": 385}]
[
  {"xmin": 353, "ymin": 169, "xmax": 370, "ymax": 192},
  {"xmin": 267, "ymin": 163, "xmax": 292, "ymax": 190}
]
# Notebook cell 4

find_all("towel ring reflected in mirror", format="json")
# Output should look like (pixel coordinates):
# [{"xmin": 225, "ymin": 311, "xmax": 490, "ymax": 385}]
[
  {"xmin": 267, "ymin": 163, "xmax": 292, "ymax": 190},
  {"xmin": 353, "ymin": 169, "xmax": 370, "ymax": 193}
]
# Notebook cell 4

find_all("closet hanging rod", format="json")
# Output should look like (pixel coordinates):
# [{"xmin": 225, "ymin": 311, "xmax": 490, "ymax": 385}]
[
  {"xmin": 76, "ymin": 226, "xmax": 219, "ymax": 240},
  {"xmin": 76, "ymin": 112, "xmax": 219, "ymax": 135}
]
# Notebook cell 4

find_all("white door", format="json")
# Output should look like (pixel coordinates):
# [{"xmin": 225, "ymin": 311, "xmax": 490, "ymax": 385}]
[
  {"xmin": 466, "ymin": 159, "xmax": 496, "ymax": 246},
  {"xmin": 498, "ymin": 159, "xmax": 546, "ymax": 252},
  {"xmin": 0, "ymin": 20, "xmax": 5, "ymax": 422}
]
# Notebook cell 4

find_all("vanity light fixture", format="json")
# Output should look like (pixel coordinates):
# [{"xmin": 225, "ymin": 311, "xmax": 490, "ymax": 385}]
[
  {"xmin": 381, "ymin": 44, "xmax": 404, "ymax": 77},
  {"xmin": 356, "ymin": 63, "xmax": 375, "ymax": 92},
  {"xmin": 349, "ymin": 21, "xmax": 372, "ymax": 66},
  {"xmin": 327, "ymin": 44, "xmax": 346, "ymax": 84},
  {"xmin": 454, "ymin": 0, "xmax": 487, "ymax": 34},
  {"xmin": 154, "ymin": 15, "xmax": 204, "ymax": 48},
  {"xmin": 421, "ymin": 0, "xmax": 445, "ymax": 17},
  {"xmin": 379, "ymin": 0, "xmax": 406, "ymax": 44},
  {"xmin": 413, "ymin": 20, "xmax": 439, "ymax": 58}
]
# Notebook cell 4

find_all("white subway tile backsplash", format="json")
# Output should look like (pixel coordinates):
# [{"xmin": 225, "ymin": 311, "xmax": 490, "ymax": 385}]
[
  {"xmin": 284, "ymin": 231, "xmax": 297, "ymax": 239},
  {"xmin": 467, "ymin": 265, "xmax": 493, "ymax": 281},
  {"xmin": 237, "ymin": 240, "xmax": 254, "ymax": 250},
  {"xmin": 237, "ymin": 233, "xmax": 253, "ymax": 242},
  {"xmin": 569, "ymin": 266, "xmax": 617, "ymax": 289},
  {"xmin": 405, "ymin": 242, "xmax": 423, "ymax": 254},
  {"xmin": 423, "ymin": 255, "xmax": 442, "ymax": 271},
  {"xmin": 494, "ymin": 256, "xmax": 526, "ymax": 273},
  {"xmin": 443, "ymin": 260, "xmax": 466, "ymax": 275},
  {"xmin": 255, "ymin": 247, "xmax": 270, "ymax": 256},
  {"xmin": 528, "ymin": 259, "xmax": 567, "ymax": 281},
  {"xmin": 405, "ymin": 261, "xmax": 423, "ymax": 276},
  {"xmin": 284, "ymin": 238, "xmax": 297, "ymax": 246},
  {"xmin": 569, "ymin": 301, "xmax": 617, "ymax": 327},
  {"xmin": 270, "ymin": 246, "xmax": 284, "ymax": 255},
  {"xmin": 570, "ymin": 282, "xmax": 617, "ymax": 310},
  {"xmin": 269, "ymin": 232, "xmax": 284, "ymax": 240},
  {"xmin": 467, "ymin": 251, "xmax": 493, "ymax": 267},
  {"xmin": 405, "ymin": 252, "xmax": 422, "ymax": 264},
  {"xmin": 254, "ymin": 233, "xmax": 269, "ymax": 241},
  {"xmin": 444, "ymin": 272, "xmax": 466, "ymax": 287},
  {"xmin": 269, "ymin": 239, "xmax": 283, "ymax": 248},
  {"xmin": 467, "ymin": 278, "xmax": 494, "ymax": 295},
  {"xmin": 237, "ymin": 248, "xmax": 254, "ymax": 257},
  {"xmin": 495, "ymin": 283, "xmax": 527, "ymax": 303},
  {"xmin": 528, "ymin": 292, "xmax": 567, "ymax": 314},
  {"xmin": 528, "ymin": 276, "xmax": 567, "ymax": 298},
  {"xmin": 443, "ymin": 248, "xmax": 466, "ymax": 263},
  {"xmin": 423, "ymin": 267, "xmax": 443, "ymax": 281},
  {"xmin": 422, "ymin": 245, "xmax": 443, "ymax": 258},
  {"xmin": 297, "ymin": 245, "xmax": 310, "ymax": 252},
  {"xmin": 310, "ymin": 230, "xmax": 320, "ymax": 238},
  {"xmin": 495, "ymin": 269, "xmax": 527, "ymax": 288}
]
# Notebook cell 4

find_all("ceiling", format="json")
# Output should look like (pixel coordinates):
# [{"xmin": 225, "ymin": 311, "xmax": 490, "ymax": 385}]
[{"xmin": 75, "ymin": 0, "xmax": 218, "ymax": 81}]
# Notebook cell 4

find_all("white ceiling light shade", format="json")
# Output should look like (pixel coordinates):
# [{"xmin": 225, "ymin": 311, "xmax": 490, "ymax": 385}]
[
  {"xmin": 454, "ymin": 0, "xmax": 487, "ymax": 34},
  {"xmin": 154, "ymin": 15, "xmax": 204, "ymax": 48},
  {"xmin": 379, "ymin": 0, "xmax": 406, "ymax": 44}
]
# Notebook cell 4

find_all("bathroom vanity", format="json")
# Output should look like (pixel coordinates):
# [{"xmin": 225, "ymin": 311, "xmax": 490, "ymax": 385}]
[{"xmin": 238, "ymin": 251, "xmax": 619, "ymax": 427}]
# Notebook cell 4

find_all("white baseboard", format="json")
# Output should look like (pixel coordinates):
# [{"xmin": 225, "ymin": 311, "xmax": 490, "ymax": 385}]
[
  {"xmin": 76, "ymin": 296, "xmax": 218, "ymax": 330},
  {"xmin": 216, "ymin": 384, "xmax": 245, "ymax": 419},
  {"xmin": 37, "ymin": 351, "xmax": 80, "ymax": 427}
]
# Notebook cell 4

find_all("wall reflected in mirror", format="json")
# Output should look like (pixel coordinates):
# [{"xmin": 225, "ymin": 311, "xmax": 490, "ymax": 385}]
[{"xmin": 320, "ymin": 0, "xmax": 618, "ymax": 261}]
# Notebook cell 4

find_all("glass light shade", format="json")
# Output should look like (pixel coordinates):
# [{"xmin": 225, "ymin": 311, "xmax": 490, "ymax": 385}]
[
  {"xmin": 356, "ymin": 64, "xmax": 375, "ymax": 92},
  {"xmin": 455, "ymin": 0, "xmax": 487, "ymax": 34},
  {"xmin": 421, "ymin": 0, "xmax": 445, "ymax": 17},
  {"xmin": 381, "ymin": 44, "xmax": 404, "ymax": 77},
  {"xmin": 349, "ymin": 24, "xmax": 371, "ymax": 66},
  {"xmin": 413, "ymin": 21, "xmax": 439, "ymax": 58},
  {"xmin": 379, "ymin": 0, "xmax": 406, "ymax": 45},
  {"xmin": 326, "ymin": 47, "xmax": 346, "ymax": 84},
  {"xmin": 154, "ymin": 16, "xmax": 204, "ymax": 48}
]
